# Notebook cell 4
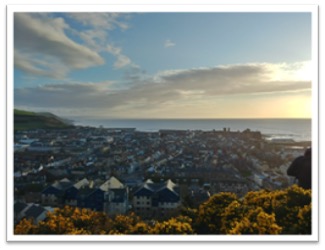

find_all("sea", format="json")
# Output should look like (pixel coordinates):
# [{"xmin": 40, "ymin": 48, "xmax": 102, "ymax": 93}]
[{"xmin": 73, "ymin": 118, "xmax": 312, "ymax": 142}]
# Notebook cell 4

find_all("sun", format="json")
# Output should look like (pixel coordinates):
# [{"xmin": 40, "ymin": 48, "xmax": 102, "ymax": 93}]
[
  {"xmin": 295, "ymin": 61, "xmax": 312, "ymax": 81},
  {"xmin": 289, "ymin": 95, "xmax": 312, "ymax": 118}
]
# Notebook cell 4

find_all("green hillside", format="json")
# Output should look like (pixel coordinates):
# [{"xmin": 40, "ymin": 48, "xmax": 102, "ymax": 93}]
[{"xmin": 14, "ymin": 109, "xmax": 74, "ymax": 130}]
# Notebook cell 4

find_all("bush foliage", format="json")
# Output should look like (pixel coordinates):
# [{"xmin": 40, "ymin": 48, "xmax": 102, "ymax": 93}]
[{"xmin": 15, "ymin": 185, "xmax": 311, "ymax": 235}]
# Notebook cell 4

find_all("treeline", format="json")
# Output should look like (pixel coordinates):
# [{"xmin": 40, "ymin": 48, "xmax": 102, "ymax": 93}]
[{"xmin": 15, "ymin": 185, "xmax": 311, "ymax": 235}]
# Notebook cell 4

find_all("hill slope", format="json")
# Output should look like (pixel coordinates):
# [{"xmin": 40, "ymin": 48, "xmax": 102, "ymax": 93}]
[{"xmin": 14, "ymin": 109, "xmax": 74, "ymax": 130}]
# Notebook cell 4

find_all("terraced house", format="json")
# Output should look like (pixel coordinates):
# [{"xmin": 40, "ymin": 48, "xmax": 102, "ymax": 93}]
[
  {"xmin": 41, "ymin": 176, "xmax": 129, "ymax": 216},
  {"xmin": 132, "ymin": 179, "xmax": 181, "ymax": 219}
]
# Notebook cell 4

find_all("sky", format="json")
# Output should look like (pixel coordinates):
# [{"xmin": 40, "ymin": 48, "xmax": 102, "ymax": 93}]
[{"xmin": 13, "ymin": 12, "xmax": 312, "ymax": 119}]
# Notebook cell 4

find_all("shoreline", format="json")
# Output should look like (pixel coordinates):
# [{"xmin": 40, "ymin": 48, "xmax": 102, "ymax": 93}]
[
  {"xmin": 76, "ymin": 124, "xmax": 311, "ymax": 144},
  {"xmin": 72, "ymin": 118, "xmax": 311, "ymax": 143},
  {"xmin": 266, "ymin": 139, "xmax": 311, "ymax": 148}
]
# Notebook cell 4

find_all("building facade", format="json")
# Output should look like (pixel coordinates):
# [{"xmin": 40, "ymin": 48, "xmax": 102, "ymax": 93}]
[{"xmin": 132, "ymin": 179, "xmax": 181, "ymax": 219}]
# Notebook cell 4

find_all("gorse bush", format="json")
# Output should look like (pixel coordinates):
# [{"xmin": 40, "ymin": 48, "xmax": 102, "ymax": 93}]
[
  {"xmin": 195, "ymin": 192, "xmax": 237, "ymax": 234},
  {"xmin": 14, "ymin": 185, "xmax": 311, "ymax": 235},
  {"xmin": 241, "ymin": 185, "xmax": 311, "ymax": 234},
  {"xmin": 15, "ymin": 206, "xmax": 111, "ymax": 234},
  {"xmin": 195, "ymin": 185, "xmax": 311, "ymax": 234},
  {"xmin": 150, "ymin": 216, "xmax": 194, "ymax": 234}
]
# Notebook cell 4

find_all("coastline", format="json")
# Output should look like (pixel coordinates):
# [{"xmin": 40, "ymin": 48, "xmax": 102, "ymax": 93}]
[
  {"xmin": 72, "ymin": 118, "xmax": 311, "ymax": 143},
  {"xmin": 266, "ymin": 139, "xmax": 311, "ymax": 148}
]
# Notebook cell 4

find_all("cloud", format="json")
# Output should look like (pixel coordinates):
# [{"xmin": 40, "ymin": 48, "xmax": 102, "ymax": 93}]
[
  {"xmin": 106, "ymin": 44, "xmax": 131, "ymax": 69},
  {"xmin": 14, "ymin": 13, "xmax": 134, "ymax": 79},
  {"xmin": 68, "ymin": 13, "xmax": 129, "ymax": 31},
  {"xmin": 14, "ymin": 62, "xmax": 311, "ymax": 118},
  {"xmin": 14, "ymin": 13, "xmax": 105, "ymax": 78},
  {"xmin": 78, "ymin": 29, "xmax": 108, "ymax": 51},
  {"xmin": 14, "ymin": 50, "xmax": 68, "ymax": 79},
  {"xmin": 164, "ymin": 39, "xmax": 176, "ymax": 48},
  {"xmin": 69, "ymin": 13, "xmax": 132, "ymax": 69},
  {"xmin": 154, "ymin": 63, "xmax": 311, "ymax": 96}
]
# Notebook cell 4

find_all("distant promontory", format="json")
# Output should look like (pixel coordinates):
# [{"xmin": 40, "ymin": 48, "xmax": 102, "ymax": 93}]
[{"xmin": 14, "ymin": 109, "xmax": 74, "ymax": 130}]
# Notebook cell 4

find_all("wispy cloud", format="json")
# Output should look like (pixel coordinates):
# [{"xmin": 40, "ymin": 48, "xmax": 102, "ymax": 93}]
[
  {"xmin": 69, "ymin": 13, "xmax": 132, "ymax": 69},
  {"xmin": 68, "ymin": 13, "xmax": 129, "ymax": 31},
  {"xmin": 15, "ymin": 62, "xmax": 311, "ymax": 118},
  {"xmin": 14, "ymin": 13, "xmax": 133, "ymax": 79},
  {"xmin": 14, "ymin": 13, "xmax": 105, "ymax": 78},
  {"xmin": 106, "ymin": 44, "xmax": 131, "ymax": 69},
  {"xmin": 14, "ymin": 50, "xmax": 68, "ymax": 79},
  {"xmin": 164, "ymin": 39, "xmax": 176, "ymax": 48}
]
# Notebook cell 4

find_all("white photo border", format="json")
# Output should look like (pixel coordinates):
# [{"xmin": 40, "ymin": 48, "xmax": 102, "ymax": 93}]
[{"xmin": 6, "ymin": 4, "xmax": 319, "ymax": 242}]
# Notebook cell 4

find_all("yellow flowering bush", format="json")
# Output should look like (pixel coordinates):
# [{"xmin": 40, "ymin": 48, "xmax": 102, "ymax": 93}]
[
  {"xmin": 296, "ymin": 204, "xmax": 312, "ymax": 234},
  {"xmin": 15, "ymin": 206, "xmax": 111, "ymax": 234},
  {"xmin": 242, "ymin": 185, "xmax": 311, "ymax": 234},
  {"xmin": 228, "ymin": 207, "xmax": 282, "ymax": 234},
  {"xmin": 14, "ymin": 185, "xmax": 311, "ymax": 235},
  {"xmin": 193, "ymin": 185, "xmax": 311, "ymax": 235},
  {"xmin": 14, "ymin": 218, "xmax": 36, "ymax": 234},
  {"xmin": 128, "ymin": 222, "xmax": 151, "ymax": 234},
  {"xmin": 108, "ymin": 213, "xmax": 142, "ymax": 234},
  {"xmin": 195, "ymin": 192, "xmax": 238, "ymax": 234},
  {"xmin": 149, "ymin": 217, "xmax": 194, "ymax": 234}
]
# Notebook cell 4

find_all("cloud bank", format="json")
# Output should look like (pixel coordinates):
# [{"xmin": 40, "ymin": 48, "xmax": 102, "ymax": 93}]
[{"xmin": 14, "ymin": 62, "xmax": 311, "ymax": 118}]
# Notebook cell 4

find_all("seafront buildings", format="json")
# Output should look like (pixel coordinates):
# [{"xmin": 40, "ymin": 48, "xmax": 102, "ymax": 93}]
[{"xmin": 13, "ymin": 126, "xmax": 310, "ymax": 224}]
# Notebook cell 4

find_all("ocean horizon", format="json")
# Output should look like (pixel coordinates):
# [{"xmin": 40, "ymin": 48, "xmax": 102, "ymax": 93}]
[{"xmin": 72, "ymin": 118, "xmax": 312, "ymax": 142}]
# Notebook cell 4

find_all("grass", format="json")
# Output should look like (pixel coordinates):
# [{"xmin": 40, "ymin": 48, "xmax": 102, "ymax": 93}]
[
  {"xmin": 14, "ymin": 109, "xmax": 37, "ymax": 116},
  {"xmin": 14, "ymin": 109, "xmax": 74, "ymax": 131}
]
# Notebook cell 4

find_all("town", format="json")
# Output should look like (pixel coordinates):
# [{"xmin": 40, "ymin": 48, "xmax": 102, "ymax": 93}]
[{"xmin": 13, "ymin": 126, "xmax": 310, "ymax": 224}]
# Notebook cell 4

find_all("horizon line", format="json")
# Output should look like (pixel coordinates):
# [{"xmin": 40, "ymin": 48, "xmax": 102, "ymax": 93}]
[{"xmin": 70, "ymin": 117, "xmax": 312, "ymax": 120}]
